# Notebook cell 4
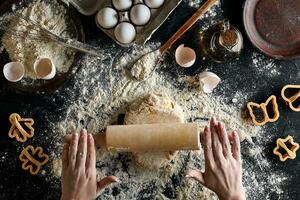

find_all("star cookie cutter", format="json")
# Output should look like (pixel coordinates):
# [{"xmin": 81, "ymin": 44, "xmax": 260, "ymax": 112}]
[
  {"xmin": 19, "ymin": 145, "xmax": 49, "ymax": 175},
  {"xmin": 273, "ymin": 135, "xmax": 299, "ymax": 162},
  {"xmin": 281, "ymin": 85, "xmax": 300, "ymax": 112},
  {"xmin": 8, "ymin": 113, "xmax": 34, "ymax": 143},
  {"xmin": 247, "ymin": 95, "xmax": 280, "ymax": 126}
]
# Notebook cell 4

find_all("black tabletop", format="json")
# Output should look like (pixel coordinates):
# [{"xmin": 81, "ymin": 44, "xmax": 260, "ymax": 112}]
[{"xmin": 0, "ymin": 0, "xmax": 299, "ymax": 200}]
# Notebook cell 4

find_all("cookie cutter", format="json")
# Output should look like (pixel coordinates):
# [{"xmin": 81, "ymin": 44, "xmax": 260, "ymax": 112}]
[
  {"xmin": 8, "ymin": 113, "xmax": 34, "ymax": 143},
  {"xmin": 247, "ymin": 95, "xmax": 280, "ymax": 126},
  {"xmin": 273, "ymin": 135, "xmax": 299, "ymax": 162},
  {"xmin": 281, "ymin": 85, "xmax": 300, "ymax": 112},
  {"xmin": 19, "ymin": 145, "xmax": 49, "ymax": 175}
]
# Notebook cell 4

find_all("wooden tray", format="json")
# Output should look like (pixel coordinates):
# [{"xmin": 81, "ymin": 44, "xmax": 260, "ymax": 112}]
[
  {"xmin": 243, "ymin": 0, "xmax": 300, "ymax": 59},
  {"xmin": 0, "ymin": 0, "xmax": 85, "ymax": 94}
]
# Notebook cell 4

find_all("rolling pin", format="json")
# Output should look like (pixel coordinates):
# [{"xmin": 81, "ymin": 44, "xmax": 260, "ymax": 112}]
[{"xmin": 65, "ymin": 123, "xmax": 200, "ymax": 152}]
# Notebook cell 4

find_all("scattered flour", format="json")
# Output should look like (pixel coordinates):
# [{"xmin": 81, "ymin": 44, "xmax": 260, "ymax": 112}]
[
  {"xmin": 1, "ymin": 0, "xmax": 76, "ymax": 80},
  {"xmin": 0, "ymin": 1, "xmax": 289, "ymax": 199},
  {"xmin": 251, "ymin": 52, "xmax": 282, "ymax": 78},
  {"xmin": 43, "ymin": 40, "xmax": 288, "ymax": 199},
  {"xmin": 186, "ymin": 0, "xmax": 204, "ymax": 8},
  {"xmin": 130, "ymin": 49, "xmax": 161, "ymax": 81}
]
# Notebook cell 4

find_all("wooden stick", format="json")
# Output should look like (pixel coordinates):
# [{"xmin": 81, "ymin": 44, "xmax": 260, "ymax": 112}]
[{"xmin": 159, "ymin": 0, "xmax": 219, "ymax": 54}]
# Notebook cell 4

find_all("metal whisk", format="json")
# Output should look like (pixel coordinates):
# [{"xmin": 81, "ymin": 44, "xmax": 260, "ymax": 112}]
[{"xmin": 0, "ymin": 13, "xmax": 106, "ymax": 58}]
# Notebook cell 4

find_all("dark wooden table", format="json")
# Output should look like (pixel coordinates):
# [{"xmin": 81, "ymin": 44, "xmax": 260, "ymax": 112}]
[{"xmin": 0, "ymin": 0, "xmax": 299, "ymax": 199}]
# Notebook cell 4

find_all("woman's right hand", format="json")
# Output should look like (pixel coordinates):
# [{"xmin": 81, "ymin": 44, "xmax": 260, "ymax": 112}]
[{"xmin": 185, "ymin": 118, "xmax": 246, "ymax": 200}]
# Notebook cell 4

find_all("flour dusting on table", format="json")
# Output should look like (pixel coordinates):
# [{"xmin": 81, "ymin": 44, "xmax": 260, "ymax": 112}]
[
  {"xmin": 41, "ymin": 39, "xmax": 289, "ymax": 199},
  {"xmin": 251, "ymin": 52, "xmax": 282, "ymax": 78},
  {"xmin": 0, "ymin": 1, "xmax": 290, "ymax": 199}
]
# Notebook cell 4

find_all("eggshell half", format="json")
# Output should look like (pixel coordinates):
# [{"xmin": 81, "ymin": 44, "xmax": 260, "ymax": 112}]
[
  {"xmin": 175, "ymin": 44, "xmax": 196, "ymax": 68},
  {"xmin": 3, "ymin": 62, "xmax": 25, "ymax": 82},
  {"xmin": 198, "ymin": 72, "xmax": 221, "ymax": 93},
  {"xmin": 34, "ymin": 58, "xmax": 56, "ymax": 80}
]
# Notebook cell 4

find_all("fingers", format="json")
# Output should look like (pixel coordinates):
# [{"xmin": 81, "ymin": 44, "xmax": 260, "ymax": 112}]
[
  {"xmin": 76, "ymin": 129, "xmax": 88, "ymax": 170},
  {"xmin": 96, "ymin": 176, "xmax": 120, "ymax": 195},
  {"xmin": 86, "ymin": 133, "xmax": 96, "ymax": 174},
  {"xmin": 210, "ymin": 118, "xmax": 223, "ymax": 160},
  {"xmin": 61, "ymin": 143, "xmax": 69, "ymax": 179},
  {"xmin": 185, "ymin": 169, "xmax": 205, "ymax": 186},
  {"xmin": 62, "ymin": 143, "xmax": 69, "ymax": 169},
  {"xmin": 203, "ymin": 126, "xmax": 214, "ymax": 167},
  {"xmin": 216, "ymin": 122, "xmax": 231, "ymax": 158},
  {"xmin": 230, "ymin": 131, "xmax": 241, "ymax": 161},
  {"xmin": 68, "ymin": 133, "xmax": 79, "ymax": 169}
]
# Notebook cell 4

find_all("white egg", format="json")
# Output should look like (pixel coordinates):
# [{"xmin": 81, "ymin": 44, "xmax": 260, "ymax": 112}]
[
  {"xmin": 114, "ymin": 22, "xmax": 136, "ymax": 44},
  {"xmin": 112, "ymin": 0, "xmax": 133, "ymax": 11},
  {"xmin": 96, "ymin": 8, "xmax": 118, "ymax": 29},
  {"xmin": 130, "ymin": 4, "xmax": 151, "ymax": 26},
  {"xmin": 145, "ymin": 0, "xmax": 165, "ymax": 8}
]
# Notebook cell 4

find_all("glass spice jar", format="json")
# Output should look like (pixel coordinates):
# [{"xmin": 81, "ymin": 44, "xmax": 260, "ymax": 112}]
[{"xmin": 200, "ymin": 20, "xmax": 243, "ymax": 63}]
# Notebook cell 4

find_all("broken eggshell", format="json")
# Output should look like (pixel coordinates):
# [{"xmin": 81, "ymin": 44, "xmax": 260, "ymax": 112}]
[
  {"xmin": 3, "ymin": 62, "xmax": 25, "ymax": 82},
  {"xmin": 175, "ymin": 44, "xmax": 196, "ymax": 68},
  {"xmin": 34, "ymin": 58, "xmax": 56, "ymax": 80},
  {"xmin": 199, "ymin": 72, "xmax": 221, "ymax": 93}
]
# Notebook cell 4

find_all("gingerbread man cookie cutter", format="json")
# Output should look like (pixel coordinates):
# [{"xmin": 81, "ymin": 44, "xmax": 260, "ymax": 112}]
[
  {"xmin": 247, "ymin": 95, "xmax": 280, "ymax": 126},
  {"xmin": 273, "ymin": 135, "xmax": 299, "ymax": 162},
  {"xmin": 19, "ymin": 145, "xmax": 49, "ymax": 175},
  {"xmin": 8, "ymin": 113, "xmax": 34, "ymax": 143},
  {"xmin": 281, "ymin": 85, "xmax": 300, "ymax": 112}
]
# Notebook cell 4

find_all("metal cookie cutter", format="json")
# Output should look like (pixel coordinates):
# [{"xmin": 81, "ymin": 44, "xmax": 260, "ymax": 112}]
[
  {"xmin": 273, "ymin": 135, "xmax": 299, "ymax": 162},
  {"xmin": 247, "ymin": 95, "xmax": 280, "ymax": 126},
  {"xmin": 281, "ymin": 85, "xmax": 300, "ymax": 112}
]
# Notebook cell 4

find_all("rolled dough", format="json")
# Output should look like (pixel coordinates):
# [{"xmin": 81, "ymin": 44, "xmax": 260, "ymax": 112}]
[{"xmin": 124, "ymin": 93, "xmax": 185, "ymax": 169}]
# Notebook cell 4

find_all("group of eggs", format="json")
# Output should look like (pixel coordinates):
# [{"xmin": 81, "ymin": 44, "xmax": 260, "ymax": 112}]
[{"xmin": 96, "ymin": 0, "xmax": 165, "ymax": 44}]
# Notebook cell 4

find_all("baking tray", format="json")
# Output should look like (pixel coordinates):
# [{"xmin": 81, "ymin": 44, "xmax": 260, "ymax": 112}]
[
  {"xmin": 0, "ymin": 0, "xmax": 85, "ymax": 94},
  {"xmin": 243, "ymin": 0, "xmax": 300, "ymax": 59}
]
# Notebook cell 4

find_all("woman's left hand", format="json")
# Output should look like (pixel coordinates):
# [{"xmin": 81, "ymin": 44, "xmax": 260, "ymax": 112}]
[{"xmin": 61, "ymin": 129, "xmax": 119, "ymax": 200}]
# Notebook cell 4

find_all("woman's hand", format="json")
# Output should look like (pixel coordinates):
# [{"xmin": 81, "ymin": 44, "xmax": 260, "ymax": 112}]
[
  {"xmin": 185, "ymin": 118, "xmax": 246, "ymax": 200},
  {"xmin": 61, "ymin": 129, "xmax": 119, "ymax": 200}
]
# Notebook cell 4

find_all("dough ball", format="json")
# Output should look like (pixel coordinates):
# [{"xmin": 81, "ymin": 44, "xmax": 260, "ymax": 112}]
[{"xmin": 125, "ymin": 93, "xmax": 184, "ymax": 169}]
